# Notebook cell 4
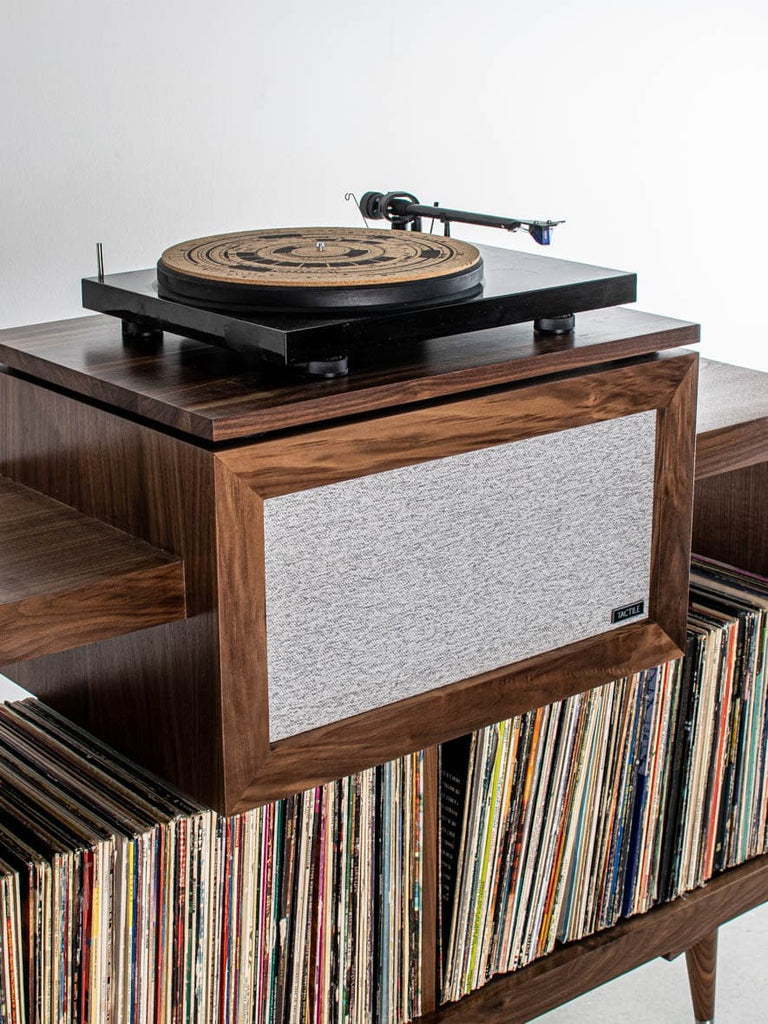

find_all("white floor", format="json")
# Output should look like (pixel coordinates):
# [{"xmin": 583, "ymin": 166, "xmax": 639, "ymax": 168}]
[
  {"xmin": 1, "ymin": 675, "xmax": 765, "ymax": 1022},
  {"xmin": 0, "ymin": 676, "xmax": 34, "ymax": 703},
  {"xmin": 538, "ymin": 899, "xmax": 768, "ymax": 1023}
]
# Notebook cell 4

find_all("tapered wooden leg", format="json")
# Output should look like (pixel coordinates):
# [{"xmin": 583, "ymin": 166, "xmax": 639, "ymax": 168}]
[{"xmin": 685, "ymin": 930, "xmax": 718, "ymax": 1023}]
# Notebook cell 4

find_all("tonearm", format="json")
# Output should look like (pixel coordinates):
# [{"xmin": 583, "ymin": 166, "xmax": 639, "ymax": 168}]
[{"xmin": 358, "ymin": 190, "xmax": 564, "ymax": 245}]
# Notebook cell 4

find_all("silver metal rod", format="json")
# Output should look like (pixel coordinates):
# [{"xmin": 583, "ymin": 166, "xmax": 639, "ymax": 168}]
[{"xmin": 96, "ymin": 242, "xmax": 104, "ymax": 282}]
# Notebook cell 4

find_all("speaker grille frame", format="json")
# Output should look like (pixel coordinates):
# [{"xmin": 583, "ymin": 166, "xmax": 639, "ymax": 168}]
[
  {"xmin": 263, "ymin": 410, "xmax": 657, "ymax": 742},
  {"xmin": 213, "ymin": 351, "xmax": 698, "ymax": 806}
]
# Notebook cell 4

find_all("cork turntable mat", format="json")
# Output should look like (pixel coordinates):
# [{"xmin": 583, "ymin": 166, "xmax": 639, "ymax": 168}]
[{"xmin": 158, "ymin": 227, "xmax": 481, "ymax": 288}]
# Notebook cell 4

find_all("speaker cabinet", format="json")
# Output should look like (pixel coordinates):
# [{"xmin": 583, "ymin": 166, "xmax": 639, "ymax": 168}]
[
  {"xmin": 214, "ymin": 351, "xmax": 696, "ymax": 806},
  {"xmin": 0, "ymin": 326, "xmax": 697, "ymax": 813}
]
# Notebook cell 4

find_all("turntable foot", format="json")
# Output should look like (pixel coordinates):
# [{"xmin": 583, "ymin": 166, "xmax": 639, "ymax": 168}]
[
  {"xmin": 534, "ymin": 314, "xmax": 575, "ymax": 335},
  {"xmin": 299, "ymin": 356, "xmax": 349, "ymax": 379},
  {"xmin": 122, "ymin": 319, "xmax": 164, "ymax": 350}
]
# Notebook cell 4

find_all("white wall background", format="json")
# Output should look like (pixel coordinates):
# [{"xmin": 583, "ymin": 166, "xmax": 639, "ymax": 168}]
[
  {"xmin": 2, "ymin": 0, "xmax": 768, "ymax": 371},
  {"xmin": 2, "ymin": 13, "xmax": 767, "ymax": 1021}
]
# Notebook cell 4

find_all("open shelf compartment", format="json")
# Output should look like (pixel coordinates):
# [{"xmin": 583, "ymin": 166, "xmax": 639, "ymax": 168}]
[
  {"xmin": 421, "ymin": 854, "xmax": 768, "ymax": 1022},
  {"xmin": 0, "ymin": 475, "xmax": 186, "ymax": 663}
]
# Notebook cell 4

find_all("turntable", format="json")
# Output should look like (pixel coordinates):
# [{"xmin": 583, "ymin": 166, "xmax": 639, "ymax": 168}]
[{"xmin": 82, "ymin": 189, "xmax": 637, "ymax": 377}]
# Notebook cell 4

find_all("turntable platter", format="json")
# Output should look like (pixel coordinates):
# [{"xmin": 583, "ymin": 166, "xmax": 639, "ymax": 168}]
[{"xmin": 157, "ymin": 227, "xmax": 484, "ymax": 313}]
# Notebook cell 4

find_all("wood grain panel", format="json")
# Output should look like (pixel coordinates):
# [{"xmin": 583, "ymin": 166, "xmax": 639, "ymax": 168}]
[
  {"xmin": 696, "ymin": 358, "xmax": 768, "ymax": 478},
  {"xmin": 648, "ymin": 354, "xmax": 698, "ymax": 652},
  {"xmin": 219, "ymin": 353, "xmax": 695, "ymax": 498},
  {"xmin": 685, "ymin": 931, "xmax": 717, "ymax": 1023},
  {"xmin": 0, "ymin": 309, "xmax": 698, "ymax": 442},
  {"xmin": 696, "ymin": 420, "xmax": 768, "ymax": 480},
  {"xmin": 234, "ymin": 621, "xmax": 681, "ymax": 808},
  {"xmin": 213, "ymin": 462, "xmax": 270, "ymax": 809},
  {"xmin": 418, "ymin": 855, "xmax": 768, "ymax": 1023},
  {"xmin": 692, "ymin": 462, "xmax": 768, "ymax": 579},
  {"xmin": 0, "ymin": 475, "xmax": 185, "ymax": 661},
  {"xmin": 0, "ymin": 369, "xmax": 226, "ymax": 811},
  {"xmin": 0, "ymin": 560, "xmax": 184, "ymax": 664}
]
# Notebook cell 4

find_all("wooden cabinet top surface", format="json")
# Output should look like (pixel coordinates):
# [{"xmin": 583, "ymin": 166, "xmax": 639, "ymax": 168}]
[{"xmin": 0, "ymin": 307, "xmax": 698, "ymax": 443}]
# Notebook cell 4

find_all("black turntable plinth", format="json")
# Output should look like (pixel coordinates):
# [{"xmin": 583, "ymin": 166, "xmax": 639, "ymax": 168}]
[{"xmin": 82, "ymin": 235, "xmax": 637, "ymax": 377}]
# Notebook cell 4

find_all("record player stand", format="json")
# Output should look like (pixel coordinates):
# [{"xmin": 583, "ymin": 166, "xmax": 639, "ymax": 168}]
[
  {"xmin": 1, "ymin": 313, "xmax": 767, "ymax": 1023},
  {"xmin": 418, "ymin": 357, "xmax": 768, "ymax": 1023}
]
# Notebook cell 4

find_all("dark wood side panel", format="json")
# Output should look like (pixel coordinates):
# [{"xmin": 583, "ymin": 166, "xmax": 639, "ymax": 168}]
[
  {"xmin": 213, "ymin": 461, "xmax": 270, "ymax": 810},
  {"xmin": 0, "ymin": 474, "xmax": 186, "ymax": 662},
  {"xmin": 648, "ymin": 354, "xmax": 698, "ymax": 652},
  {"xmin": 0, "ymin": 370, "xmax": 226, "ymax": 811},
  {"xmin": 692, "ymin": 462, "xmax": 768, "ymax": 579},
  {"xmin": 418, "ymin": 854, "xmax": 768, "ymax": 1024}
]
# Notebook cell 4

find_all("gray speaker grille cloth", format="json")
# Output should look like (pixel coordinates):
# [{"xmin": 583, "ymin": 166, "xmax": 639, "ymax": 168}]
[{"xmin": 264, "ymin": 410, "xmax": 656, "ymax": 741}]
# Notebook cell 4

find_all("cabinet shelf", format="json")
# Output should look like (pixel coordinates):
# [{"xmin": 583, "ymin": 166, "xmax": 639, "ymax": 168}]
[
  {"xmin": 695, "ymin": 358, "xmax": 768, "ymax": 478},
  {"xmin": 0, "ymin": 475, "xmax": 186, "ymax": 663},
  {"xmin": 2, "ymin": 311, "xmax": 767, "ymax": 1023},
  {"xmin": 421, "ymin": 854, "xmax": 768, "ymax": 1023}
]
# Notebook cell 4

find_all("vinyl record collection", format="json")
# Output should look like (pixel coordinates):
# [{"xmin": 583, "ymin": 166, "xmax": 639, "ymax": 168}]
[
  {"xmin": 0, "ymin": 554, "xmax": 766, "ymax": 1022},
  {"xmin": 440, "ymin": 555, "xmax": 768, "ymax": 1002},
  {"xmin": 0, "ymin": 702, "xmax": 424, "ymax": 1024}
]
